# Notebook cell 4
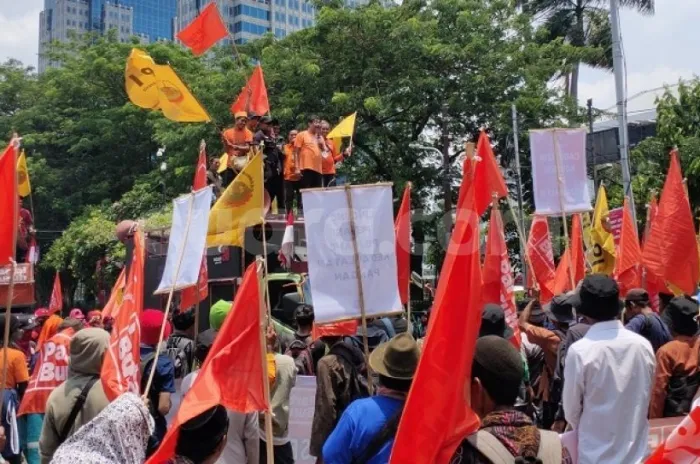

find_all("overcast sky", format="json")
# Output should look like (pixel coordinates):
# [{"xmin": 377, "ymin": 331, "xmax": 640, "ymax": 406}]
[{"xmin": 2, "ymin": 0, "xmax": 698, "ymax": 112}]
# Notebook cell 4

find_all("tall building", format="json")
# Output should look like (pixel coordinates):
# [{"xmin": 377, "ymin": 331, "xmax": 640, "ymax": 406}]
[
  {"xmin": 38, "ymin": 0, "xmax": 177, "ymax": 72},
  {"xmin": 175, "ymin": 0, "xmax": 322, "ymax": 44}
]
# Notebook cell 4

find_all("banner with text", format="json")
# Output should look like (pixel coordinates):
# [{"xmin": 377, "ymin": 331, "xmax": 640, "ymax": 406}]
[
  {"xmin": 530, "ymin": 129, "xmax": 592, "ymax": 215},
  {"xmin": 288, "ymin": 376, "xmax": 316, "ymax": 463},
  {"xmin": 302, "ymin": 184, "xmax": 402, "ymax": 323}
]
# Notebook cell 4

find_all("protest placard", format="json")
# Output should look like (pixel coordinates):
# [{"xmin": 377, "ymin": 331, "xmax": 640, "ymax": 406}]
[
  {"xmin": 155, "ymin": 186, "xmax": 212, "ymax": 294},
  {"xmin": 530, "ymin": 128, "xmax": 592, "ymax": 215},
  {"xmin": 608, "ymin": 207, "xmax": 623, "ymax": 246},
  {"xmin": 288, "ymin": 376, "xmax": 316, "ymax": 464},
  {"xmin": 302, "ymin": 184, "xmax": 402, "ymax": 324}
]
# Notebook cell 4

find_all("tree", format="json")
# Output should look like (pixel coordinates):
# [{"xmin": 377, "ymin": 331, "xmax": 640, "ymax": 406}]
[{"xmin": 521, "ymin": 0, "xmax": 654, "ymax": 99}]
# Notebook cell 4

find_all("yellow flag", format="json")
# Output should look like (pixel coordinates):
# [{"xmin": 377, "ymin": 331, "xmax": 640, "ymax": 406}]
[
  {"xmin": 327, "ymin": 112, "xmax": 357, "ymax": 139},
  {"xmin": 581, "ymin": 211, "xmax": 592, "ymax": 252},
  {"xmin": 217, "ymin": 153, "xmax": 228, "ymax": 173},
  {"xmin": 125, "ymin": 48, "xmax": 210, "ymax": 123},
  {"xmin": 17, "ymin": 150, "xmax": 31, "ymax": 197},
  {"xmin": 207, "ymin": 153, "xmax": 264, "ymax": 247},
  {"xmin": 588, "ymin": 185, "xmax": 616, "ymax": 274}
]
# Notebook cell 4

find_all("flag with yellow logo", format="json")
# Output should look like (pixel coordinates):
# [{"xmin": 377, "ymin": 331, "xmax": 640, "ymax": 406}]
[
  {"xmin": 125, "ymin": 48, "xmax": 210, "ymax": 123},
  {"xmin": 588, "ymin": 185, "xmax": 616, "ymax": 274},
  {"xmin": 17, "ymin": 150, "xmax": 31, "ymax": 197},
  {"xmin": 207, "ymin": 153, "xmax": 264, "ymax": 247}
]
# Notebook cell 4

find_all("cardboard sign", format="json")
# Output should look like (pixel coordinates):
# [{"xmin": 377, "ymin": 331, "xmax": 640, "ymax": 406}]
[{"xmin": 288, "ymin": 376, "xmax": 317, "ymax": 463}]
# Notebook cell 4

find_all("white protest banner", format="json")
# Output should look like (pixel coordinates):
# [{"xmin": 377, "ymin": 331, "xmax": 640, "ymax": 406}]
[
  {"xmin": 302, "ymin": 184, "xmax": 402, "ymax": 323},
  {"xmin": 155, "ymin": 186, "xmax": 212, "ymax": 294},
  {"xmin": 288, "ymin": 376, "xmax": 316, "ymax": 463},
  {"xmin": 530, "ymin": 128, "xmax": 592, "ymax": 215}
]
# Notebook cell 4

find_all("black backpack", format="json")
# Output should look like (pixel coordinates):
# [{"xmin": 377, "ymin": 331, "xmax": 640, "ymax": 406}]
[
  {"xmin": 165, "ymin": 335, "xmax": 193, "ymax": 380},
  {"xmin": 330, "ymin": 341, "xmax": 370, "ymax": 412},
  {"xmin": 285, "ymin": 339, "xmax": 315, "ymax": 376}
]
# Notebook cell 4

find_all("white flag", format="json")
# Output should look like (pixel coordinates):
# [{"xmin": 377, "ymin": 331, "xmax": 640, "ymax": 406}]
[{"xmin": 155, "ymin": 187, "xmax": 212, "ymax": 294}]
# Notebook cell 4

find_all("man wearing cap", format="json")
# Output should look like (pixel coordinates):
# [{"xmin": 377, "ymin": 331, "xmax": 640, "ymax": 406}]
[
  {"xmin": 562, "ymin": 275, "xmax": 655, "ymax": 464},
  {"xmin": 322, "ymin": 333, "xmax": 420, "ymax": 464},
  {"xmin": 255, "ymin": 116, "xmax": 284, "ymax": 211},
  {"xmin": 649, "ymin": 296, "xmax": 700, "ymax": 418},
  {"xmin": 623, "ymin": 288, "xmax": 671, "ymax": 352},
  {"xmin": 222, "ymin": 112, "xmax": 254, "ymax": 185},
  {"xmin": 450, "ymin": 336, "xmax": 571, "ymax": 463}
]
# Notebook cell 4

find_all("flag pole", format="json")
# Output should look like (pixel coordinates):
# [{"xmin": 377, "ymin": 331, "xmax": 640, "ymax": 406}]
[
  {"xmin": 256, "ymin": 258, "xmax": 275, "ymax": 464},
  {"xmin": 405, "ymin": 182, "xmax": 413, "ymax": 336},
  {"xmin": 192, "ymin": 299, "xmax": 200, "ymax": 371},
  {"xmin": 143, "ymin": 193, "xmax": 196, "ymax": 397},
  {"xmin": 261, "ymin": 157, "xmax": 273, "ymax": 320},
  {"xmin": 344, "ymin": 184, "xmax": 374, "ymax": 395},
  {"xmin": 552, "ymin": 129, "xmax": 575, "ymax": 289},
  {"xmin": 0, "ymin": 259, "xmax": 17, "ymax": 401}
]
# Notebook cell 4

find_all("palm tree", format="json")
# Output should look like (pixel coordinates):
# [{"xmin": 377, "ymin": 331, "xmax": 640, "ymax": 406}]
[{"xmin": 521, "ymin": 0, "xmax": 654, "ymax": 100}]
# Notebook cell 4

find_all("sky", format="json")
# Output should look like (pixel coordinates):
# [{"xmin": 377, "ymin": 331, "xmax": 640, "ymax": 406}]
[{"xmin": 1, "ymin": 0, "xmax": 698, "ymax": 113}]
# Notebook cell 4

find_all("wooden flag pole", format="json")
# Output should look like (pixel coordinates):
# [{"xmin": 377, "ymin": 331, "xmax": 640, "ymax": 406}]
[
  {"xmin": 256, "ymin": 258, "xmax": 275, "ymax": 464},
  {"xmin": 405, "ymin": 181, "xmax": 413, "ymax": 337},
  {"xmin": 344, "ymin": 184, "xmax": 374, "ymax": 395},
  {"xmin": 551, "ymin": 130, "xmax": 575, "ymax": 289},
  {"xmin": 143, "ymin": 193, "xmax": 196, "ymax": 398},
  {"xmin": 0, "ymin": 260, "xmax": 17, "ymax": 401},
  {"xmin": 260, "ymin": 157, "xmax": 273, "ymax": 320}
]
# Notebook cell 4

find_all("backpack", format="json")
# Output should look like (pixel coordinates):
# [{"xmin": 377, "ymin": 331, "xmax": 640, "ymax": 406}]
[
  {"xmin": 285, "ymin": 339, "xmax": 315, "ymax": 376},
  {"xmin": 467, "ymin": 429, "xmax": 563, "ymax": 464},
  {"xmin": 165, "ymin": 335, "xmax": 193, "ymax": 380},
  {"xmin": 330, "ymin": 341, "xmax": 370, "ymax": 411}
]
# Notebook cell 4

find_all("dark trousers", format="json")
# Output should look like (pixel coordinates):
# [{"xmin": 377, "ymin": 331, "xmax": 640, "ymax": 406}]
[
  {"xmin": 266, "ymin": 174, "xmax": 284, "ymax": 213},
  {"xmin": 259, "ymin": 440, "xmax": 294, "ymax": 464},
  {"xmin": 322, "ymin": 173, "xmax": 336, "ymax": 187},
  {"xmin": 300, "ymin": 169, "xmax": 322, "ymax": 190},
  {"xmin": 284, "ymin": 180, "xmax": 301, "ymax": 215}
]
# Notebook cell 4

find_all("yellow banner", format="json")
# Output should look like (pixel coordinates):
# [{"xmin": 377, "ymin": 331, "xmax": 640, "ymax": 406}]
[
  {"xmin": 17, "ymin": 150, "xmax": 31, "ymax": 197},
  {"xmin": 125, "ymin": 48, "xmax": 210, "ymax": 123},
  {"xmin": 588, "ymin": 185, "xmax": 616, "ymax": 274}
]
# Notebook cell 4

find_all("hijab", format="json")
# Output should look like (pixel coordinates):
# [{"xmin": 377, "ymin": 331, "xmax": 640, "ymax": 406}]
[{"xmin": 51, "ymin": 393, "xmax": 154, "ymax": 464}]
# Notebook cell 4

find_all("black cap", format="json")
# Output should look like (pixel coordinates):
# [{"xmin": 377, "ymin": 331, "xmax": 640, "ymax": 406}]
[
  {"xmin": 260, "ymin": 115, "xmax": 273, "ymax": 124},
  {"xmin": 663, "ymin": 296, "xmax": 699, "ymax": 336},
  {"xmin": 577, "ymin": 274, "xmax": 620, "ymax": 321},
  {"xmin": 473, "ymin": 335, "xmax": 524, "ymax": 405},
  {"xmin": 480, "ymin": 304, "xmax": 513, "ymax": 339},
  {"xmin": 544, "ymin": 293, "xmax": 577, "ymax": 324},
  {"xmin": 176, "ymin": 405, "xmax": 229, "ymax": 462},
  {"xmin": 625, "ymin": 288, "xmax": 650, "ymax": 305},
  {"xmin": 194, "ymin": 328, "xmax": 218, "ymax": 364}
]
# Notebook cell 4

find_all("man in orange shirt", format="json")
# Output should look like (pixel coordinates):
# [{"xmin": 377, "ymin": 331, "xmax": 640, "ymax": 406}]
[
  {"xmin": 283, "ymin": 130, "xmax": 301, "ymax": 214},
  {"xmin": 320, "ymin": 120, "xmax": 351, "ymax": 188},
  {"xmin": 294, "ymin": 116, "xmax": 323, "ymax": 192},
  {"xmin": 221, "ymin": 111, "xmax": 254, "ymax": 186}
]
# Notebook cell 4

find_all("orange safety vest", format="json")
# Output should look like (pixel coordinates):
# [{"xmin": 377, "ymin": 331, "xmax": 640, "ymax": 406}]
[{"xmin": 18, "ymin": 328, "xmax": 75, "ymax": 416}]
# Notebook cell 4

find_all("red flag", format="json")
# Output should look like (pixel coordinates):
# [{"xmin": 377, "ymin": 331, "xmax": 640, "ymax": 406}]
[
  {"xmin": 642, "ymin": 150, "xmax": 699, "ymax": 295},
  {"xmin": 193, "ymin": 142, "xmax": 207, "ymax": 190},
  {"xmin": 48, "ymin": 272, "xmax": 63, "ymax": 314},
  {"xmin": 473, "ymin": 131, "xmax": 508, "ymax": 216},
  {"xmin": 230, "ymin": 65, "xmax": 270, "ymax": 116},
  {"xmin": 645, "ymin": 405, "xmax": 700, "ymax": 463},
  {"xmin": 147, "ymin": 262, "xmax": 268, "ymax": 464},
  {"xmin": 176, "ymin": 3, "xmax": 228, "ymax": 56},
  {"xmin": 101, "ymin": 231, "xmax": 145, "ymax": 401},
  {"xmin": 643, "ymin": 194, "xmax": 662, "ymax": 311},
  {"xmin": 0, "ymin": 142, "xmax": 17, "ymax": 266},
  {"xmin": 18, "ymin": 328, "xmax": 75, "ymax": 416},
  {"xmin": 101, "ymin": 269, "xmax": 126, "ymax": 319},
  {"xmin": 482, "ymin": 206, "xmax": 521, "ymax": 348},
  {"xmin": 391, "ymin": 149, "xmax": 482, "ymax": 464},
  {"xmin": 395, "ymin": 183, "xmax": 411, "ymax": 305},
  {"xmin": 552, "ymin": 248, "xmax": 573, "ymax": 295},
  {"xmin": 278, "ymin": 212, "xmax": 295, "ymax": 270},
  {"xmin": 180, "ymin": 254, "xmax": 208, "ymax": 311},
  {"xmin": 570, "ymin": 214, "xmax": 585, "ymax": 284},
  {"xmin": 616, "ymin": 198, "xmax": 643, "ymax": 296},
  {"xmin": 312, "ymin": 320, "xmax": 359, "ymax": 339},
  {"xmin": 526, "ymin": 215, "xmax": 555, "ymax": 303}
]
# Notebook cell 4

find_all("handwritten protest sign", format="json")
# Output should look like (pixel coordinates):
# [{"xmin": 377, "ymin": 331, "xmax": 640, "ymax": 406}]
[
  {"xmin": 530, "ymin": 129, "xmax": 592, "ymax": 215},
  {"xmin": 302, "ymin": 184, "xmax": 402, "ymax": 323}
]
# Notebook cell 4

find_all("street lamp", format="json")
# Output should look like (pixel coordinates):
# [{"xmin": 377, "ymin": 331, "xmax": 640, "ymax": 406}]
[{"xmin": 409, "ymin": 143, "xmax": 452, "ymax": 247}]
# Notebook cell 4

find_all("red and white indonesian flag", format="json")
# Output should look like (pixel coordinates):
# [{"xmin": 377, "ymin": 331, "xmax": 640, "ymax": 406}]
[
  {"xmin": 279, "ymin": 212, "xmax": 294, "ymax": 270},
  {"xmin": 155, "ymin": 187, "xmax": 212, "ymax": 294}
]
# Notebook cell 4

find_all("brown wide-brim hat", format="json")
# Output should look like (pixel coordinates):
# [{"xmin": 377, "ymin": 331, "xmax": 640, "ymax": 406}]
[{"xmin": 369, "ymin": 333, "xmax": 420, "ymax": 380}]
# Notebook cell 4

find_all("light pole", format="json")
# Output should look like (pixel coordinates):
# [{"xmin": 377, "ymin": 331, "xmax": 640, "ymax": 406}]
[{"xmin": 409, "ymin": 142, "xmax": 452, "ymax": 247}]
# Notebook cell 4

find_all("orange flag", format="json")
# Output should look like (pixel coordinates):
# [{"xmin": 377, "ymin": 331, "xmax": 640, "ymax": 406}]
[
  {"xmin": 176, "ymin": 3, "xmax": 229, "ymax": 56},
  {"xmin": 48, "ymin": 272, "xmax": 63, "ymax": 314},
  {"xmin": 312, "ymin": 320, "xmax": 359, "ymax": 339},
  {"xmin": 473, "ymin": 131, "xmax": 508, "ymax": 216},
  {"xmin": 147, "ymin": 262, "xmax": 268, "ymax": 463},
  {"xmin": 642, "ymin": 150, "xmax": 699, "ymax": 295},
  {"xmin": 552, "ymin": 248, "xmax": 573, "ymax": 295},
  {"xmin": 193, "ymin": 142, "xmax": 207, "ymax": 190},
  {"xmin": 616, "ymin": 198, "xmax": 643, "ymax": 296},
  {"xmin": 570, "ymin": 214, "xmax": 585, "ymax": 284},
  {"xmin": 645, "ymin": 405, "xmax": 700, "ymax": 463},
  {"xmin": 643, "ymin": 194, "xmax": 658, "ymax": 247},
  {"xmin": 230, "ymin": 65, "xmax": 269, "ymax": 116},
  {"xmin": 482, "ymin": 206, "xmax": 520, "ymax": 348},
  {"xmin": 0, "ymin": 142, "xmax": 17, "ymax": 266},
  {"xmin": 526, "ymin": 216, "xmax": 556, "ymax": 303},
  {"xmin": 391, "ymin": 149, "xmax": 482, "ymax": 464},
  {"xmin": 101, "ymin": 269, "xmax": 126, "ymax": 319},
  {"xmin": 101, "ymin": 231, "xmax": 145, "ymax": 401},
  {"xmin": 18, "ymin": 327, "xmax": 75, "ymax": 416},
  {"xmin": 395, "ymin": 183, "xmax": 411, "ymax": 305}
]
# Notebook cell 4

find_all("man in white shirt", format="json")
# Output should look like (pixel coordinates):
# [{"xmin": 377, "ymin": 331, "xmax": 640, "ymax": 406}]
[{"xmin": 563, "ymin": 274, "xmax": 655, "ymax": 464}]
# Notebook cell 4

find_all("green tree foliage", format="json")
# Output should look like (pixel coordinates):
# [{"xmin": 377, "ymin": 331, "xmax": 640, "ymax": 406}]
[{"xmin": 3, "ymin": 0, "xmax": 586, "ymax": 298}]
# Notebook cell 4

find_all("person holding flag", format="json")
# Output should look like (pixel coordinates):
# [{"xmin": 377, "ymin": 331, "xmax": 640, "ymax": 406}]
[
  {"xmin": 294, "ymin": 116, "xmax": 324, "ymax": 192},
  {"xmin": 320, "ymin": 120, "xmax": 351, "ymax": 188}
]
